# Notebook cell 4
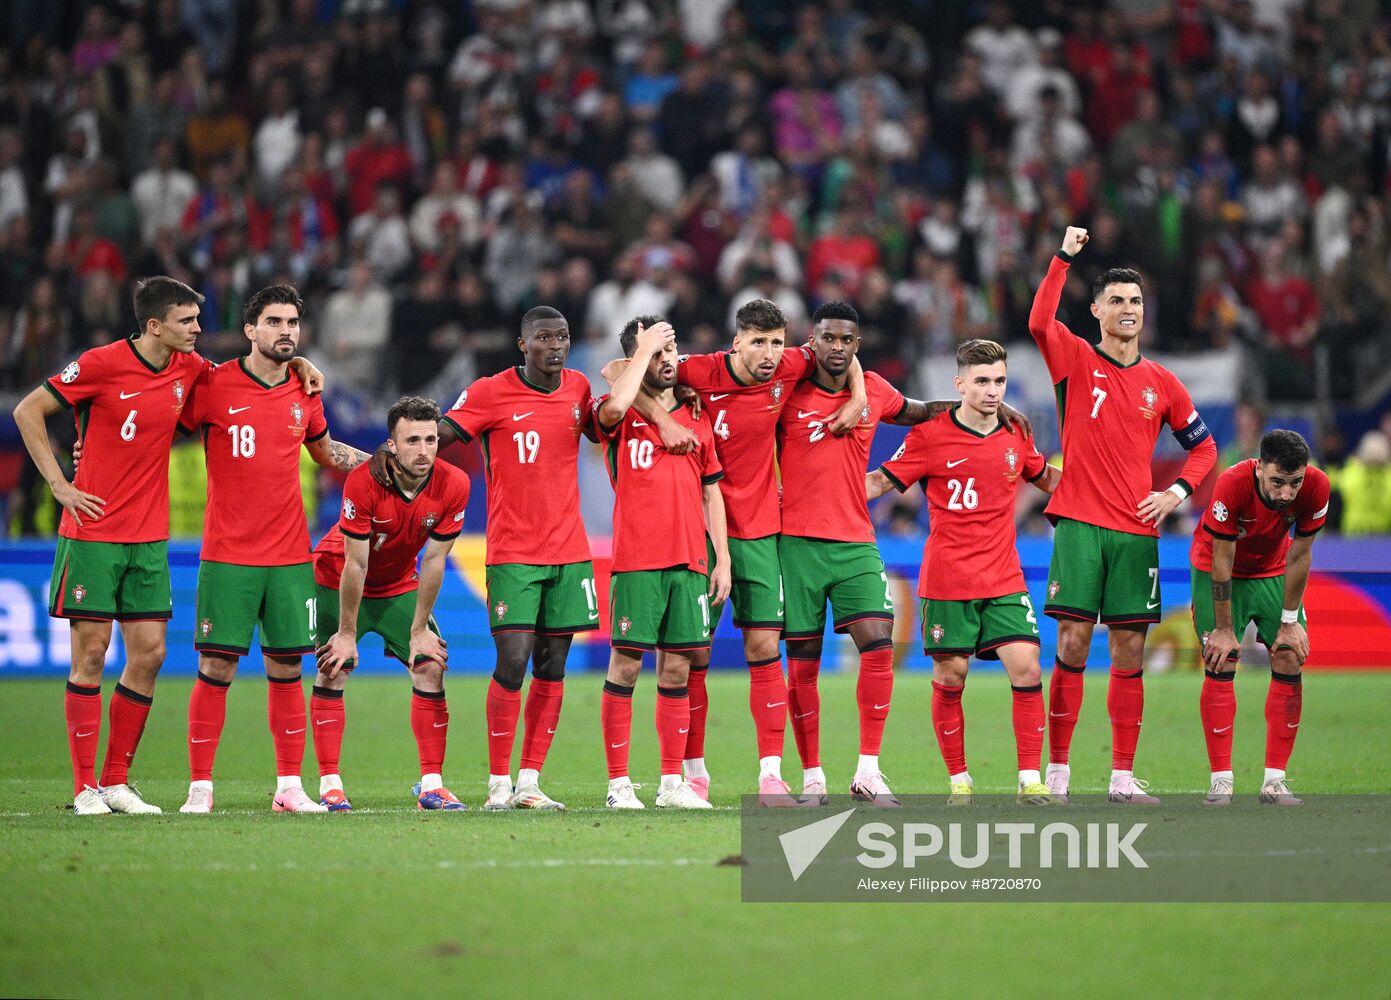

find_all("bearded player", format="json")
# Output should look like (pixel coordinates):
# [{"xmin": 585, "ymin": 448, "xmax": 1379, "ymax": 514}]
[
  {"xmin": 867, "ymin": 339, "xmax": 1061, "ymax": 805},
  {"xmin": 1030, "ymin": 227, "xmax": 1217, "ymax": 804},
  {"xmin": 312, "ymin": 397, "xmax": 472, "ymax": 811},
  {"xmin": 1191, "ymin": 430, "xmax": 1328, "ymax": 807}
]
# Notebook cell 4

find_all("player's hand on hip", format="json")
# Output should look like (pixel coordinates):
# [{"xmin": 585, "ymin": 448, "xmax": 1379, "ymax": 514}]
[
  {"xmin": 1273, "ymin": 621, "xmax": 1309, "ymax": 665},
  {"xmin": 316, "ymin": 632, "xmax": 358, "ymax": 678},
  {"xmin": 709, "ymin": 563, "xmax": 732, "ymax": 606},
  {"xmin": 1201, "ymin": 626, "xmax": 1240, "ymax": 671},
  {"xmin": 408, "ymin": 629, "xmax": 448, "ymax": 671},
  {"xmin": 1137, "ymin": 489, "xmax": 1180, "ymax": 526},
  {"xmin": 51, "ymin": 480, "xmax": 105, "ymax": 526},
  {"xmin": 367, "ymin": 441, "xmax": 399, "ymax": 487},
  {"xmin": 999, "ymin": 403, "xmax": 1033, "ymax": 437},
  {"xmin": 1061, "ymin": 227, "xmax": 1089, "ymax": 256}
]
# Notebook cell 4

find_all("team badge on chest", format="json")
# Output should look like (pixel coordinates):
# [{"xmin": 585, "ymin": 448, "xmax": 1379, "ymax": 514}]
[
  {"xmin": 1139, "ymin": 386, "xmax": 1159, "ymax": 420},
  {"xmin": 1003, "ymin": 446, "xmax": 1020, "ymax": 481},
  {"xmin": 769, "ymin": 383, "xmax": 784, "ymax": 406},
  {"xmin": 171, "ymin": 379, "xmax": 185, "ymax": 411},
  {"xmin": 289, "ymin": 401, "xmax": 305, "ymax": 435},
  {"xmin": 422, "ymin": 511, "xmax": 439, "ymax": 529}
]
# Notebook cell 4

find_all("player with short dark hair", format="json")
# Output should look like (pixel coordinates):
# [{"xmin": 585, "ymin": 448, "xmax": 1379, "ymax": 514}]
[
  {"xmin": 178, "ymin": 284, "xmax": 367, "ymax": 814},
  {"xmin": 1029, "ymin": 227, "xmax": 1218, "ymax": 804},
  {"xmin": 311, "ymin": 397, "xmax": 472, "ymax": 811},
  {"xmin": 1191, "ymin": 429, "xmax": 1328, "ymax": 807},
  {"xmin": 867, "ymin": 339, "xmax": 1062, "ymax": 804},
  {"xmin": 596, "ymin": 317, "xmax": 730, "ymax": 810}
]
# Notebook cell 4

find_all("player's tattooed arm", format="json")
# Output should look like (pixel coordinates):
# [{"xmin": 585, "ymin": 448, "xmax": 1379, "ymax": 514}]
[
  {"xmin": 827, "ymin": 357, "xmax": 868, "ymax": 435},
  {"xmin": 307, "ymin": 432, "xmax": 368, "ymax": 472},
  {"xmin": 888, "ymin": 398, "xmax": 936, "ymax": 426},
  {"xmin": 1203, "ymin": 537, "xmax": 1241, "ymax": 670},
  {"xmin": 865, "ymin": 470, "xmax": 896, "ymax": 501}
]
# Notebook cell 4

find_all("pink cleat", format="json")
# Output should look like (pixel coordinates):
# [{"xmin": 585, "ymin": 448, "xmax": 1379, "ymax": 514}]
[
  {"xmin": 756, "ymin": 774, "xmax": 802, "ymax": 808},
  {"xmin": 1107, "ymin": 774, "xmax": 1161, "ymax": 805},
  {"xmin": 272, "ymin": 786, "xmax": 329, "ymax": 813},
  {"xmin": 800, "ymin": 779, "xmax": 829, "ymax": 807},
  {"xmin": 686, "ymin": 775, "xmax": 710, "ymax": 803},
  {"xmin": 850, "ymin": 773, "xmax": 901, "ymax": 808}
]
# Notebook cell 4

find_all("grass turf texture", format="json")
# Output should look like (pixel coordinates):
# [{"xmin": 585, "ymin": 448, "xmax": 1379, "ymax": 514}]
[{"xmin": 1, "ymin": 669, "xmax": 1387, "ymax": 999}]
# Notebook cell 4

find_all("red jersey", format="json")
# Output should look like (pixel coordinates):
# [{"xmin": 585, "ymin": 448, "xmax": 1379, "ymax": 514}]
[
  {"xmin": 313, "ymin": 462, "xmax": 471, "ymax": 598},
  {"xmin": 778, "ymin": 371, "xmax": 906, "ymax": 544},
  {"xmin": 442, "ymin": 367, "xmax": 592, "ymax": 566},
  {"xmin": 44, "ymin": 338, "xmax": 207, "ymax": 543},
  {"xmin": 880, "ymin": 408, "xmax": 1047, "ymax": 600},
  {"xmin": 597, "ymin": 399, "xmax": 723, "ymax": 574},
  {"xmin": 1190, "ymin": 460, "xmax": 1330, "ymax": 578},
  {"xmin": 1029, "ymin": 255, "xmax": 1216, "ymax": 536},
  {"xmin": 677, "ymin": 345, "xmax": 816, "ymax": 540},
  {"xmin": 182, "ymin": 358, "xmax": 327, "ymax": 566}
]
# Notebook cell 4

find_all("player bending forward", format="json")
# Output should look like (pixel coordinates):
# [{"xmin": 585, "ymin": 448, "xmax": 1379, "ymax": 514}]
[
  {"xmin": 1030, "ymin": 227, "xmax": 1217, "ymax": 804},
  {"xmin": 313, "ymin": 397, "xmax": 472, "ymax": 810},
  {"xmin": 596, "ymin": 317, "xmax": 730, "ymax": 809},
  {"xmin": 1191, "ymin": 430, "xmax": 1327, "ymax": 806},
  {"xmin": 868, "ymin": 339, "xmax": 1062, "ymax": 805}
]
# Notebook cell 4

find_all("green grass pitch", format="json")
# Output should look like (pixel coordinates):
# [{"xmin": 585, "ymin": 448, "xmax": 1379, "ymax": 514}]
[{"xmin": 1, "ymin": 669, "xmax": 1388, "ymax": 998}]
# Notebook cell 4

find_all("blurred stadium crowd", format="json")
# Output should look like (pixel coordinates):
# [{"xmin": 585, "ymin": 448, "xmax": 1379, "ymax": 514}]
[{"xmin": 0, "ymin": 0, "xmax": 1388, "ymax": 534}]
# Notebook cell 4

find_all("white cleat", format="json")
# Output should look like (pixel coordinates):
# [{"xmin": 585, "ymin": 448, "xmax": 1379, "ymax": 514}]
[
  {"xmin": 272, "ymin": 786, "xmax": 329, "ymax": 813},
  {"xmin": 1260, "ymin": 778, "xmax": 1303, "ymax": 806},
  {"xmin": 510, "ymin": 783, "xmax": 565, "ymax": 811},
  {"xmin": 1045, "ymin": 764, "xmax": 1070, "ymax": 804},
  {"xmin": 1107, "ymin": 774, "xmax": 1161, "ymax": 805},
  {"xmin": 655, "ymin": 781, "xmax": 713, "ymax": 810},
  {"xmin": 849, "ymin": 772, "xmax": 901, "ymax": 808},
  {"xmin": 1203, "ymin": 775, "xmax": 1234, "ymax": 806},
  {"xmin": 99, "ymin": 784, "xmax": 162, "ymax": 814},
  {"xmin": 484, "ymin": 777, "xmax": 514, "ymax": 811},
  {"xmin": 606, "ymin": 780, "xmax": 645, "ymax": 809},
  {"xmin": 180, "ymin": 785, "xmax": 213, "ymax": 814},
  {"xmin": 73, "ymin": 786, "xmax": 112, "ymax": 815},
  {"xmin": 800, "ymin": 779, "xmax": 829, "ymax": 807}
]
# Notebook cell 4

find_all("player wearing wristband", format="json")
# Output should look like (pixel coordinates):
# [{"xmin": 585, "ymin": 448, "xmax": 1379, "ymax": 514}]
[
  {"xmin": 866, "ymin": 339, "xmax": 1062, "ymax": 805},
  {"xmin": 1191, "ymin": 430, "xmax": 1328, "ymax": 807},
  {"xmin": 311, "ymin": 397, "xmax": 471, "ymax": 811},
  {"xmin": 1030, "ymin": 226, "xmax": 1217, "ymax": 804}
]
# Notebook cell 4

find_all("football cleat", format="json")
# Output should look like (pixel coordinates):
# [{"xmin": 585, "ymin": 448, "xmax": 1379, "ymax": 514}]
[
  {"xmin": 1045, "ymin": 765, "xmax": 1070, "ymax": 804},
  {"xmin": 1107, "ymin": 774, "xmax": 1161, "ymax": 805},
  {"xmin": 99, "ymin": 783, "xmax": 161, "ymax": 814},
  {"xmin": 800, "ymin": 779, "xmax": 829, "ymax": 807},
  {"xmin": 483, "ymin": 777, "xmax": 514, "ymax": 811},
  {"xmin": 948, "ymin": 781, "xmax": 975, "ymax": 806},
  {"xmin": 414, "ymin": 784, "xmax": 468, "ymax": 810},
  {"xmin": 606, "ymin": 780, "xmax": 644, "ymax": 809},
  {"xmin": 686, "ymin": 775, "xmax": 710, "ymax": 803},
  {"xmin": 1203, "ymin": 775, "xmax": 1234, "ymax": 807},
  {"xmin": 180, "ymin": 785, "xmax": 213, "ymax": 814},
  {"xmin": 756, "ymin": 774, "xmax": 802, "ymax": 808},
  {"xmin": 510, "ymin": 783, "xmax": 565, "ymax": 811},
  {"xmin": 1017, "ymin": 781, "xmax": 1058, "ymax": 806},
  {"xmin": 850, "ymin": 773, "xmax": 901, "ymax": 808},
  {"xmin": 273, "ymin": 786, "xmax": 329, "ymax": 813},
  {"xmin": 319, "ymin": 788, "xmax": 353, "ymax": 812},
  {"xmin": 73, "ymin": 786, "xmax": 112, "ymax": 815},
  {"xmin": 1259, "ymin": 778, "xmax": 1303, "ymax": 806},
  {"xmin": 655, "ymin": 781, "xmax": 713, "ymax": 809}
]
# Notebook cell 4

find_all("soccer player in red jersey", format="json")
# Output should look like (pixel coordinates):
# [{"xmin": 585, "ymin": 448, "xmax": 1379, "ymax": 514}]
[
  {"xmin": 1029, "ymin": 226, "xmax": 1217, "ymax": 804},
  {"xmin": 867, "ymin": 340, "xmax": 1062, "ymax": 804},
  {"xmin": 778, "ymin": 301, "xmax": 940, "ymax": 807},
  {"xmin": 596, "ymin": 317, "xmax": 730, "ymax": 810},
  {"xmin": 177, "ymin": 285, "xmax": 367, "ymax": 814},
  {"xmin": 1190, "ymin": 430, "xmax": 1328, "ymax": 807},
  {"xmin": 312, "ymin": 397, "xmax": 472, "ymax": 811}
]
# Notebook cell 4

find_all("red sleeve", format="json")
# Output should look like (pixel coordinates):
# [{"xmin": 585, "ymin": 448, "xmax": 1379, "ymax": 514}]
[
  {"xmin": 1294, "ymin": 467, "xmax": 1331, "ymax": 536},
  {"xmin": 1164, "ymin": 370, "xmax": 1216, "ymax": 495},
  {"xmin": 1022, "ymin": 433, "xmax": 1047, "ymax": 481},
  {"xmin": 870, "ymin": 372, "xmax": 906, "ymax": 422},
  {"xmin": 338, "ymin": 470, "xmax": 375, "ymax": 539},
  {"xmin": 44, "ymin": 348, "xmax": 103, "ymax": 408},
  {"xmin": 1027, "ymin": 255, "xmax": 1084, "ymax": 380},
  {"xmin": 178, "ymin": 362, "xmax": 213, "ymax": 433},
  {"xmin": 441, "ymin": 377, "xmax": 492, "ymax": 442},
  {"xmin": 431, "ymin": 474, "xmax": 471, "ymax": 540},
  {"xmin": 879, "ymin": 422, "xmax": 935, "ymax": 491},
  {"xmin": 698, "ymin": 415, "xmax": 724, "ymax": 484},
  {"xmin": 593, "ymin": 395, "xmax": 621, "ymax": 439},
  {"xmin": 1200, "ymin": 466, "xmax": 1245, "ymax": 541},
  {"xmin": 677, "ymin": 353, "xmax": 722, "ymax": 390},
  {"xmin": 777, "ymin": 345, "xmax": 816, "ymax": 383},
  {"xmin": 304, "ymin": 393, "xmax": 328, "ymax": 443}
]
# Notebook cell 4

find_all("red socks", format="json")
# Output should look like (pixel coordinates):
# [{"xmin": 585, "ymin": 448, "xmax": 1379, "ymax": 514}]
[
  {"xmin": 410, "ymin": 688, "xmax": 449, "ymax": 776},
  {"xmin": 64, "ymin": 682, "xmax": 101, "ymax": 796},
  {"xmin": 786, "ymin": 654, "xmax": 821, "ymax": 768},
  {"xmin": 684, "ymin": 665, "xmax": 708, "ymax": 759},
  {"xmin": 856, "ymin": 642, "xmax": 894, "ymax": 755},
  {"xmin": 188, "ymin": 671, "xmax": 229, "ymax": 781},
  {"xmin": 747, "ymin": 657, "xmax": 787, "ymax": 758},
  {"xmin": 1265, "ymin": 672, "xmax": 1302, "ymax": 770},
  {"xmin": 485, "ymin": 675, "xmax": 522, "ymax": 775},
  {"xmin": 266, "ymin": 674, "xmax": 307, "ymax": 777},
  {"xmin": 1047, "ymin": 657, "xmax": 1085, "ymax": 764},
  {"xmin": 99, "ymin": 683, "xmax": 152, "ymax": 787},
  {"xmin": 520, "ymin": 678, "xmax": 564, "ymax": 773},
  {"xmin": 1200, "ymin": 670, "xmax": 1236, "ymax": 771},
  {"xmin": 1011, "ymin": 682, "xmax": 1044, "ymax": 772},
  {"xmin": 310, "ymin": 685, "xmax": 345, "ymax": 777},
  {"xmin": 655, "ymin": 685, "xmax": 690, "ymax": 777},
  {"xmin": 601, "ymin": 681, "xmax": 634, "ymax": 778},
  {"xmin": 931, "ymin": 680, "xmax": 966, "ymax": 775},
  {"xmin": 1108, "ymin": 667, "xmax": 1144, "ymax": 770}
]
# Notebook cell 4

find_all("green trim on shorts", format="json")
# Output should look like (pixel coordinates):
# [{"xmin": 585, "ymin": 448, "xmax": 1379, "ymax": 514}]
[
  {"xmin": 920, "ymin": 592, "xmax": 1040, "ymax": 661},
  {"xmin": 609, "ymin": 567, "xmax": 712, "ymax": 653},
  {"xmin": 485, "ymin": 561, "xmax": 600, "ymax": 636},
  {"xmin": 778, "ymin": 535, "xmax": 893, "ymax": 640},
  {"xmin": 1044, "ymin": 518, "xmax": 1161, "ymax": 625},
  {"xmin": 1191, "ymin": 568, "xmax": 1306, "ymax": 659},
  {"xmin": 195, "ymin": 560, "xmax": 315, "ymax": 656},
  {"xmin": 49, "ymin": 537, "xmax": 171, "ymax": 621}
]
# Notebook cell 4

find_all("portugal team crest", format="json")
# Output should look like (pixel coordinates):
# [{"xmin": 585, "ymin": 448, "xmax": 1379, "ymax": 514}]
[
  {"xmin": 200, "ymin": 618, "xmax": 213, "ymax": 637},
  {"xmin": 770, "ymin": 382, "xmax": 784, "ymax": 405},
  {"xmin": 929, "ymin": 623, "xmax": 945, "ymax": 644},
  {"xmin": 290, "ymin": 401, "xmax": 304, "ymax": 429},
  {"xmin": 494, "ymin": 601, "xmax": 508, "ymax": 620},
  {"xmin": 72, "ymin": 584, "xmax": 86, "ymax": 605},
  {"xmin": 1140, "ymin": 386, "xmax": 1159, "ymax": 420},
  {"xmin": 60, "ymin": 361, "xmax": 80, "ymax": 383},
  {"xmin": 572, "ymin": 402, "xmax": 582, "ymax": 425},
  {"xmin": 1005, "ymin": 447, "xmax": 1018, "ymax": 471},
  {"xmin": 617, "ymin": 616, "xmax": 633, "ymax": 636},
  {"xmin": 422, "ymin": 511, "xmax": 439, "ymax": 529},
  {"xmin": 172, "ymin": 379, "xmax": 185, "ymax": 408},
  {"xmin": 860, "ymin": 404, "xmax": 871, "ymax": 423},
  {"xmin": 1048, "ymin": 580, "xmax": 1061, "ymax": 600}
]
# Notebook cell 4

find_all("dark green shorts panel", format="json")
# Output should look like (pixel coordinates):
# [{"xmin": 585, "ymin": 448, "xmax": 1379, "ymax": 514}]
[
  {"xmin": 195, "ymin": 560, "xmax": 314, "ymax": 656},
  {"xmin": 779, "ymin": 536, "xmax": 893, "ymax": 639},
  {"xmin": 49, "ymin": 538, "xmax": 170, "ymax": 621},
  {"xmin": 1045, "ymin": 518, "xmax": 1160, "ymax": 625},
  {"xmin": 486, "ymin": 561, "xmax": 600, "ymax": 635},
  {"xmin": 921, "ymin": 591, "xmax": 1040, "ymax": 660},
  {"xmin": 609, "ymin": 568, "xmax": 711, "ymax": 653}
]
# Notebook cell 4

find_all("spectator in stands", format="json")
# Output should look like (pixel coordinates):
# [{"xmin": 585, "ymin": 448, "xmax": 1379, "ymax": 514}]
[
  {"xmin": 131, "ymin": 137, "xmax": 196, "ymax": 247},
  {"xmin": 621, "ymin": 127, "xmax": 684, "ymax": 214},
  {"xmin": 1333, "ymin": 431, "xmax": 1391, "ymax": 535},
  {"xmin": 349, "ymin": 184, "xmax": 412, "ymax": 282}
]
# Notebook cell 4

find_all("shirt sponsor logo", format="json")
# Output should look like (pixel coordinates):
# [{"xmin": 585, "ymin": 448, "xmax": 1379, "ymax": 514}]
[
  {"xmin": 228, "ymin": 406, "xmax": 250, "ymax": 414},
  {"xmin": 512, "ymin": 412, "xmax": 533, "ymax": 421},
  {"xmin": 946, "ymin": 458, "xmax": 968, "ymax": 469}
]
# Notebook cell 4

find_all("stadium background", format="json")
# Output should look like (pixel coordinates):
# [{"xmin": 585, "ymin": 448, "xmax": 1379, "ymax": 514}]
[{"xmin": 0, "ymin": 0, "xmax": 1389, "ymax": 674}]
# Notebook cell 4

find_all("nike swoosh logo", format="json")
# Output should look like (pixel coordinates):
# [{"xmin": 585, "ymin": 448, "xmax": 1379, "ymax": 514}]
[
  {"xmin": 126, "ymin": 751, "xmax": 135, "ymax": 756},
  {"xmin": 228, "ymin": 406, "xmax": 251, "ymax": 414},
  {"xmin": 1093, "ymin": 370, "xmax": 1108, "ymax": 378},
  {"xmin": 490, "ymin": 731, "xmax": 511, "ymax": 737},
  {"xmin": 588, "ymin": 612, "xmax": 599, "ymax": 620},
  {"xmin": 1036, "ymin": 726, "xmax": 1045, "ymax": 732},
  {"xmin": 315, "ymin": 719, "xmax": 335, "ymax": 725},
  {"xmin": 797, "ymin": 410, "xmax": 819, "ymax": 418},
  {"xmin": 1213, "ymin": 726, "xmax": 1232, "ymax": 734},
  {"xmin": 610, "ymin": 741, "xmax": 628, "ymax": 749},
  {"xmin": 946, "ymin": 458, "xmax": 968, "ymax": 468},
  {"xmin": 191, "ymin": 737, "xmax": 211, "ymax": 743},
  {"xmin": 371, "ymin": 517, "xmax": 392, "ymax": 523},
  {"xmin": 709, "ymin": 393, "xmax": 730, "ymax": 401},
  {"xmin": 547, "ymin": 728, "xmax": 557, "ymax": 734},
  {"xmin": 512, "ymin": 412, "xmax": 534, "ymax": 421},
  {"xmin": 1049, "ymin": 711, "xmax": 1070, "ymax": 718},
  {"xmin": 678, "ymin": 727, "xmax": 689, "ymax": 734},
  {"xmin": 766, "ymin": 701, "xmax": 785, "ymax": 709},
  {"xmin": 75, "ymin": 730, "xmax": 95, "ymax": 738},
  {"xmin": 874, "ymin": 703, "xmax": 891, "ymax": 710},
  {"xmin": 1287, "ymin": 722, "xmax": 1300, "ymax": 729},
  {"xmin": 119, "ymin": 390, "xmax": 141, "ymax": 399},
  {"xmin": 794, "ymin": 711, "xmax": 815, "ymax": 719},
  {"xmin": 433, "ymin": 722, "xmax": 448, "ymax": 728},
  {"xmin": 285, "ymin": 728, "xmax": 305, "ymax": 735},
  {"xmin": 943, "ymin": 726, "xmax": 960, "ymax": 735},
  {"xmin": 1238, "ymin": 517, "xmax": 1257, "ymax": 523},
  {"xmin": 690, "ymin": 705, "xmax": 706, "ymax": 712},
  {"xmin": 632, "ymin": 420, "xmax": 647, "ymax": 427},
  {"xmin": 1147, "ymin": 601, "xmax": 1160, "ymax": 609}
]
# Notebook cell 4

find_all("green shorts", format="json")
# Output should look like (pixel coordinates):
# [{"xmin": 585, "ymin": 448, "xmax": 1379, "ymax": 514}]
[
  {"xmin": 609, "ymin": 568, "xmax": 711, "ymax": 654},
  {"xmin": 312, "ymin": 584, "xmax": 442, "ymax": 667},
  {"xmin": 779, "ymin": 535, "xmax": 893, "ymax": 641},
  {"xmin": 1045, "ymin": 518, "xmax": 1161, "ymax": 625},
  {"xmin": 49, "ymin": 537, "xmax": 171, "ymax": 621},
  {"xmin": 195, "ymin": 560, "xmax": 315, "ymax": 656},
  {"xmin": 486, "ymin": 561, "xmax": 600, "ymax": 636},
  {"xmin": 1191, "ymin": 569, "xmax": 1307, "ymax": 660},
  {"xmin": 921, "ymin": 592, "xmax": 1041, "ymax": 660},
  {"xmin": 726, "ymin": 535, "xmax": 784, "ymax": 631}
]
